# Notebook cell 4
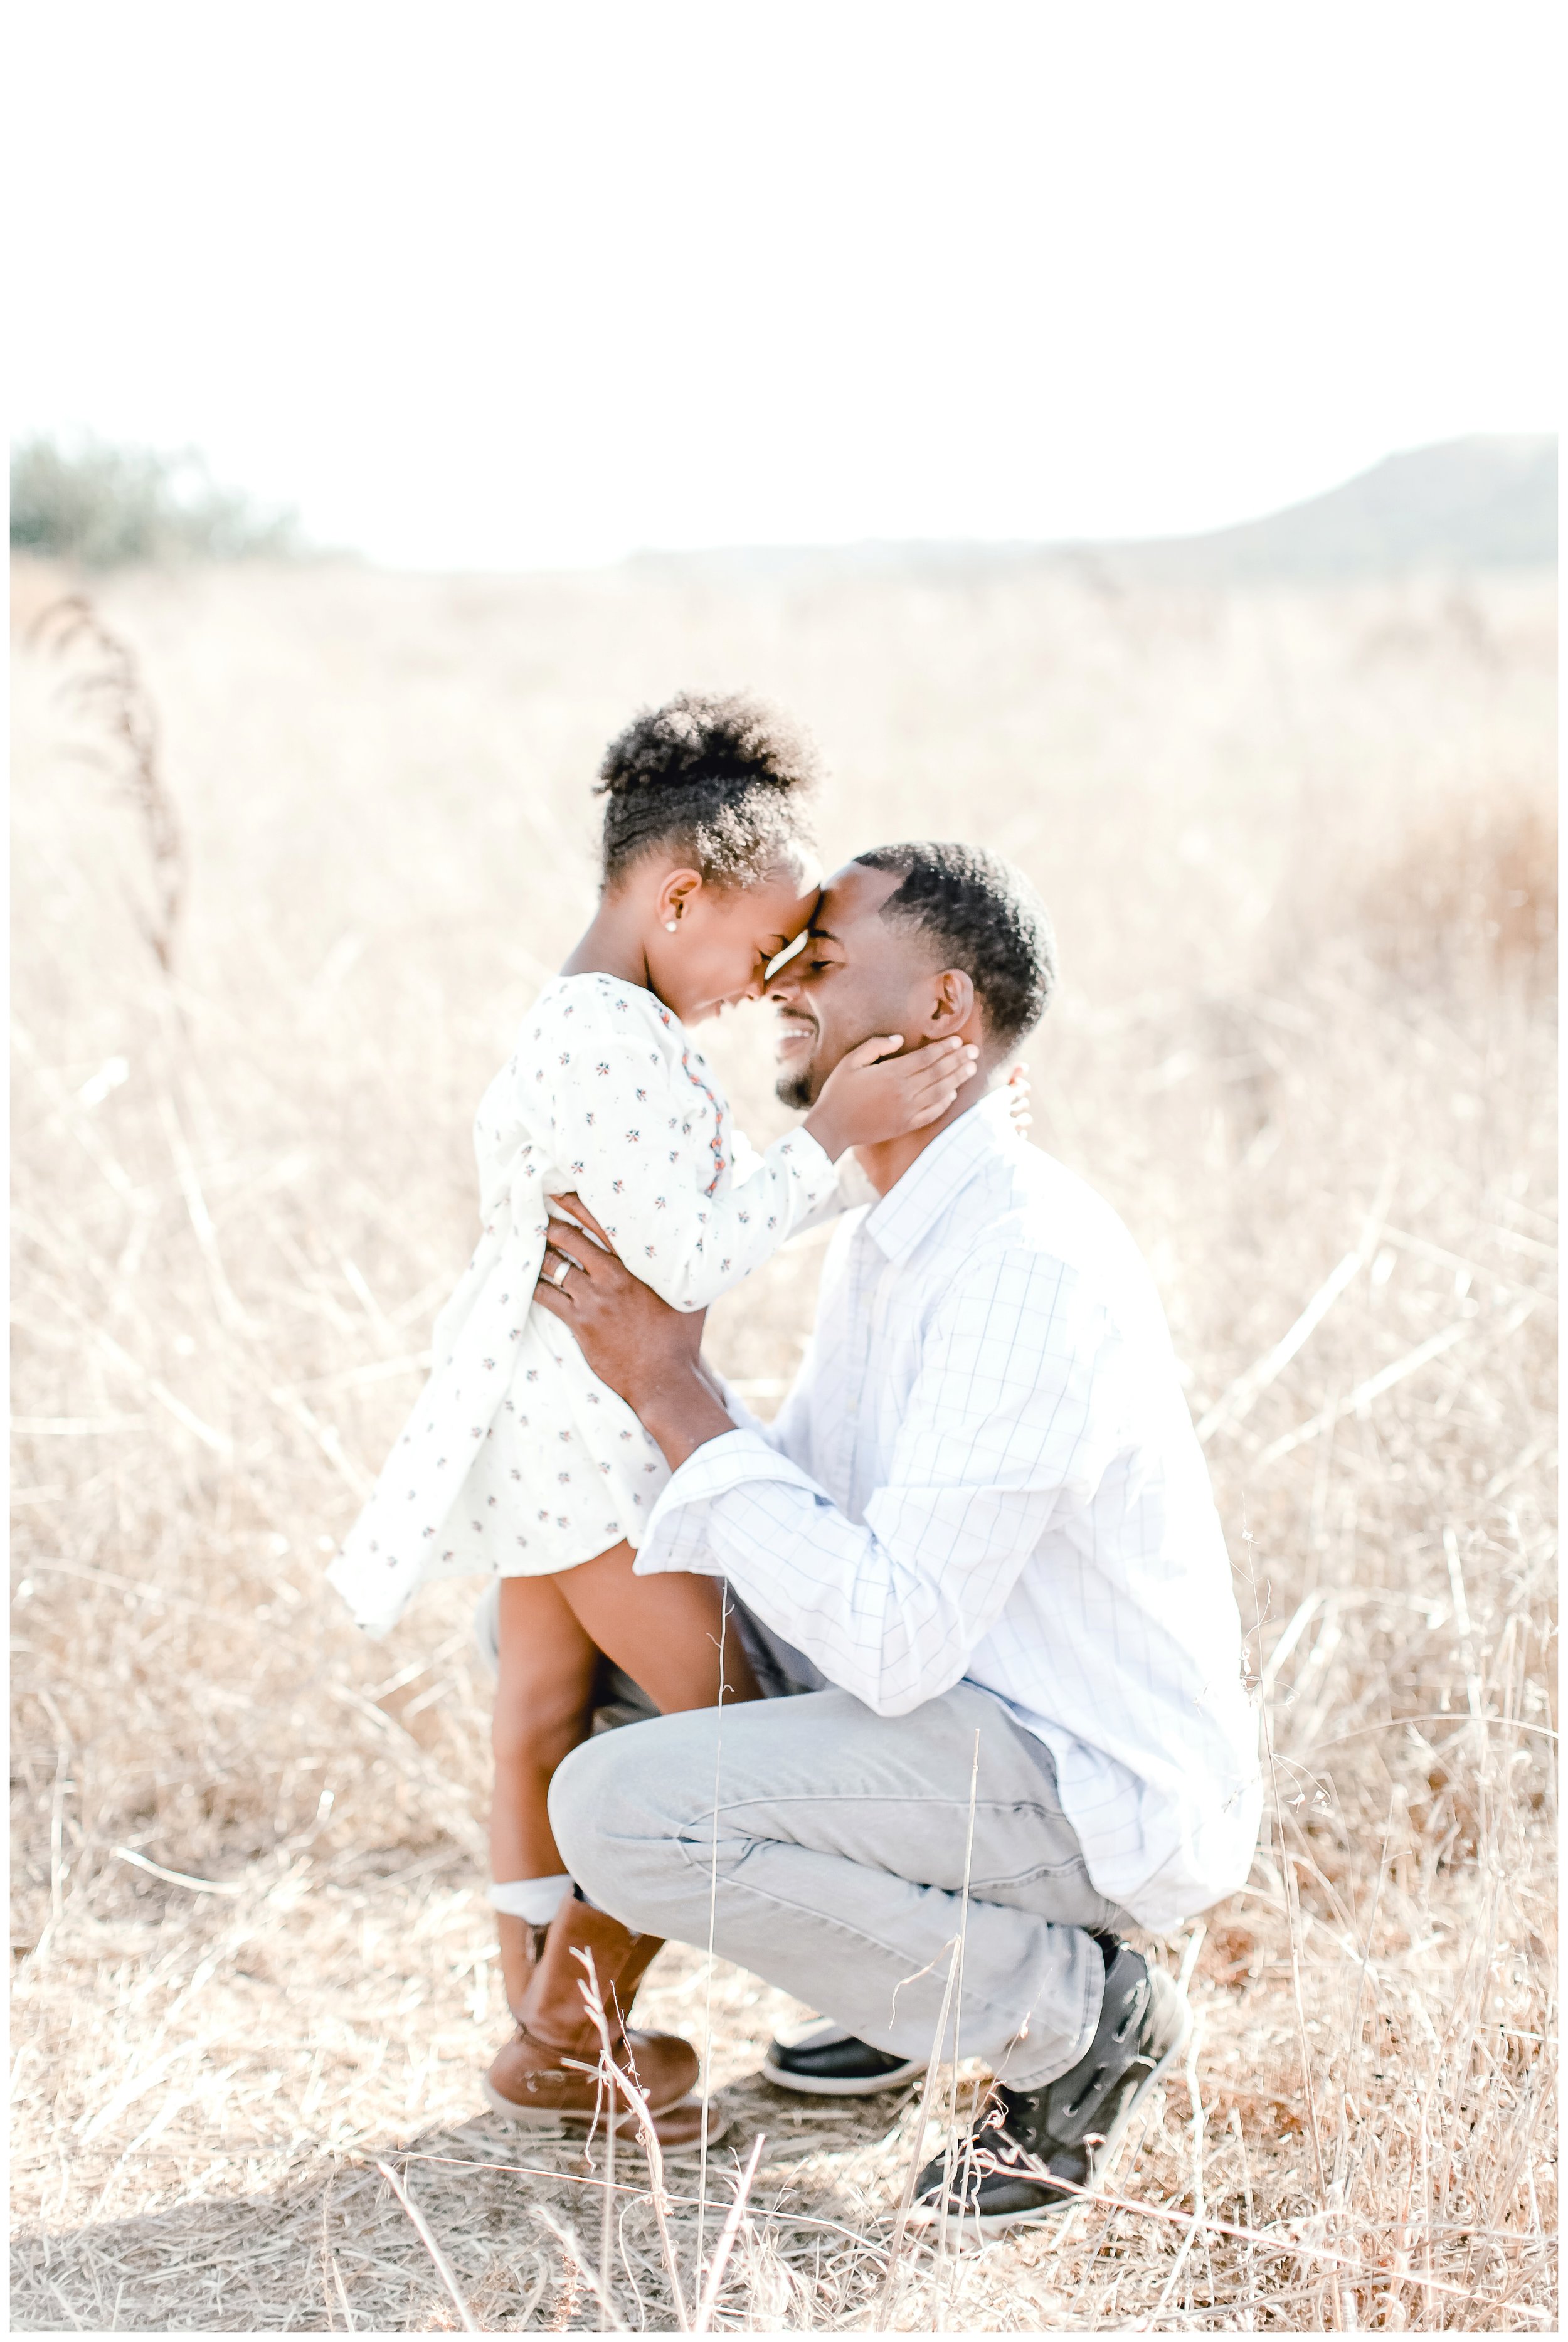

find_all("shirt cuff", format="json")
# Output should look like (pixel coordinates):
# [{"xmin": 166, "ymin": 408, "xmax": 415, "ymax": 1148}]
[{"xmin": 633, "ymin": 1427, "xmax": 821, "ymax": 1575}]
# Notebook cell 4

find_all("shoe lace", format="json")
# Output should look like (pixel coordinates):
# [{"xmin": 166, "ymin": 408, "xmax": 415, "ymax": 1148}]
[{"xmin": 956, "ymin": 2097, "xmax": 1079, "ymax": 2195}]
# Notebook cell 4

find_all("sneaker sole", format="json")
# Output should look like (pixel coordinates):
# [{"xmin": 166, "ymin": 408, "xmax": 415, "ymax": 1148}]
[
  {"xmin": 935, "ymin": 1999, "xmax": 1195, "ymax": 2240},
  {"xmin": 760, "ymin": 2052, "xmax": 929, "ymax": 2097}
]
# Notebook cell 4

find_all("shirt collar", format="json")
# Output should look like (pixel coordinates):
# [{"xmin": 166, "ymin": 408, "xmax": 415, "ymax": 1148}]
[{"xmin": 863, "ymin": 1087, "xmax": 1020, "ymax": 1265}]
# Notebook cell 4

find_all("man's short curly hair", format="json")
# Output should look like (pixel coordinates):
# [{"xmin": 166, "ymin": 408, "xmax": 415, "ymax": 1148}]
[
  {"xmin": 596, "ymin": 691, "xmax": 820, "ymax": 886},
  {"xmin": 856, "ymin": 842, "xmax": 1056, "ymax": 1049}
]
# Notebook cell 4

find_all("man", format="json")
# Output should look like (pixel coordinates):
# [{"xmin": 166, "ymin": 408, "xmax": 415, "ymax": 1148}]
[{"xmin": 534, "ymin": 842, "xmax": 1261, "ymax": 2230}]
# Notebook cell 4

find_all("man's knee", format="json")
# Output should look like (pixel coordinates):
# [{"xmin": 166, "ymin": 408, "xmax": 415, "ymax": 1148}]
[
  {"xmin": 547, "ymin": 1729, "xmax": 625, "ymax": 1887},
  {"xmin": 549, "ymin": 1712, "xmax": 712, "ymax": 1926}
]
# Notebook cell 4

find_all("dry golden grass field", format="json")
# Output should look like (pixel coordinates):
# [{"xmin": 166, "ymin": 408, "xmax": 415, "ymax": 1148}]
[{"xmin": 9, "ymin": 551, "xmax": 1557, "ymax": 2331}]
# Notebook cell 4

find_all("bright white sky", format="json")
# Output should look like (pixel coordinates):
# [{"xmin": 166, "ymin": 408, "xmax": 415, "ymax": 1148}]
[{"xmin": 9, "ymin": 2, "xmax": 1558, "ymax": 570}]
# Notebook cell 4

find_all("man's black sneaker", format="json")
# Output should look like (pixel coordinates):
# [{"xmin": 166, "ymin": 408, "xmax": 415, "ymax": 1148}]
[
  {"xmin": 913, "ymin": 1937, "xmax": 1192, "ymax": 2235},
  {"xmin": 762, "ymin": 2018, "xmax": 928, "ymax": 2096}
]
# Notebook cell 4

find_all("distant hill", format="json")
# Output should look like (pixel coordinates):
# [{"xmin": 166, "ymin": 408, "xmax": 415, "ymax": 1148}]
[
  {"xmin": 1120, "ymin": 435, "xmax": 1556, "ymax": 582},
  {"xmin": 631, "ymin": 435, "xmax": 1557, "ymax": 586}
]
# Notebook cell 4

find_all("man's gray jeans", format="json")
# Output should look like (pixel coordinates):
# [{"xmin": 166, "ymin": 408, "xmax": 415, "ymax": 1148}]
[{"xmin": 546, "ymin": 1606, "xmax": 1130, "ymax": 2091}]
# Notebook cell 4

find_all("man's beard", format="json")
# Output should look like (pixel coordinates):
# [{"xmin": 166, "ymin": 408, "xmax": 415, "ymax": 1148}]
[{"xmin": 774, "ymin": 1008, "xmax": 825, "ymax": 1111}]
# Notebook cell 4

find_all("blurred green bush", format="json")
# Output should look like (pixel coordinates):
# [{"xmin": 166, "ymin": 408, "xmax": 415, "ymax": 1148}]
[{"xmin": 10, "ymin": 434, "xmax": 303, "ymax": 566}]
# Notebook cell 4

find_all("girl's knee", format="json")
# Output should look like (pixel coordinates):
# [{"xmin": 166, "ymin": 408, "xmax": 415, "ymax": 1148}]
[{"xmin": 492, "ymin": 1681, "xmax": 592, "ymax": 1771}]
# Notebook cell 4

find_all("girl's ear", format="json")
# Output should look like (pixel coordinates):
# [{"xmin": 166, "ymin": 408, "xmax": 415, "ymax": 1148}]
[
  {"xmin": 655, "ymin": 868, "xmax": 704, "ymax": 928},
  {"xmin": 927, "ymin": 968, "xmax": 976, "ymax": 1034}
]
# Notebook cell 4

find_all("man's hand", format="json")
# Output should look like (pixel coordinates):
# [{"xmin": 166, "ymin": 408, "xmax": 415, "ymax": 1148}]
[
  {"xmin": 532, "ymin": 1195, "xmax": 734, "ymax": 1470},
  {"xmin": 803, "ymin": 1034, "xmax": 977, "ymax": 1162}
]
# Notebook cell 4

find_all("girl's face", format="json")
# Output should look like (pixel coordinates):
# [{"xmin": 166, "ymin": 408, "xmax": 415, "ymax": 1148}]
[{"xmin": 647, "ymin": 858, "xmax": 821, "ymax": 1025}]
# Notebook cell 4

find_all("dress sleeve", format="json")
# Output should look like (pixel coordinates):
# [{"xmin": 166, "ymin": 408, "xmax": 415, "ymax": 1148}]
[{"xmin": 540, "ymin": 1000, "xmax": 840, "ymax": 1311}]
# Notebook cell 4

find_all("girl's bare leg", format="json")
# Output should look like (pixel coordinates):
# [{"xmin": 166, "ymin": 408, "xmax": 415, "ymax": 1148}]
[
  {"xmin": 489, "ymin": 1549, "xmax": 758, "ymax": 2024},
  {"xmin": 556, "ymin": 1540, "xmax": 762, "ymax": 1712},
  {"xmin": 491, "ymin": 1574, "xmax": 600, "ymax": 1884}
]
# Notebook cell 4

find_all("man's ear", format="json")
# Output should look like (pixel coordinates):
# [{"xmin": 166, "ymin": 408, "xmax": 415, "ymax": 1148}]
[{"xmin": 924, "ymin": 968, "xmax": 976, "ymax": 1035}]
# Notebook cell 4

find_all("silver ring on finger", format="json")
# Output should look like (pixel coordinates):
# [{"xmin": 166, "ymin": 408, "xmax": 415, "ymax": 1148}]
[{"xmin": 551, "ymin": 1256, "xmax": 573, "ymax": 1288}]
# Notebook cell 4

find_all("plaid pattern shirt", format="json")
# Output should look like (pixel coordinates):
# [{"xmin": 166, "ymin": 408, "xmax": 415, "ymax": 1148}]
[{"xmin": 637, "ymin": 1089, "xmax": 1263, "ymax": 1929}]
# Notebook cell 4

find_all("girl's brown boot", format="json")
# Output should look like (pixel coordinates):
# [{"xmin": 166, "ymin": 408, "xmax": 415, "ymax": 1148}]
[
  {"xmin": 495, "ymin": 1914, "xmax": 548, "ymax": 2023},
  {"xmin": 483, "ymin": 1895, "xmax": 707, "ymax": 2143}
]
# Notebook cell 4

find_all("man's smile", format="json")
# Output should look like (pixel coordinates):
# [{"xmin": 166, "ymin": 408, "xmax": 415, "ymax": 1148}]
[{"xmin": 773, "ymin": 1008, "xmax": 818, "ymax": 1059}]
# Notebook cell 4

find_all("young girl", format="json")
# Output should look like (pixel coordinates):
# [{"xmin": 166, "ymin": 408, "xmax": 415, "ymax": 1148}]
[{"xmin": 327, "ymin": 692, "xmax": 973, "ymax": 2141}]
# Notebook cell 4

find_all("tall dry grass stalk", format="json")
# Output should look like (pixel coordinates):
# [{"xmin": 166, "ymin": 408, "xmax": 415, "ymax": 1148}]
[
  {"xmin": 22, "ymin": 589, "xmax": 185, "ymax": 974},
  {"xmin": 9, "ymin": 554, "xmax": 1556, "ymax": 2329}
]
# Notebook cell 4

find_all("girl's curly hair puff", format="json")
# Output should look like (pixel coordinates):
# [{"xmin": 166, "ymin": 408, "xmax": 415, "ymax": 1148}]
[{"xmin": 595, "ymin": 690, "xmax": 820, "ymax": 886}]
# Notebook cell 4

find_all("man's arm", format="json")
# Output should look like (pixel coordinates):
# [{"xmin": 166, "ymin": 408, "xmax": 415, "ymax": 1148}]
[
  {"xmin": 531, "ymin": 1196, "xmax": 747, "ymax": 1465},
  {"xmin": 535, "ymin": 1202, "xmax": 1120, "ymax": 1714}
]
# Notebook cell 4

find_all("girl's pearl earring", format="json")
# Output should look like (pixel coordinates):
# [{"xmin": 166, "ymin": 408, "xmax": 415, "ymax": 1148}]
[{"xmin": 664, "ymin": 919, "xmax": 678, "ymax": 932}]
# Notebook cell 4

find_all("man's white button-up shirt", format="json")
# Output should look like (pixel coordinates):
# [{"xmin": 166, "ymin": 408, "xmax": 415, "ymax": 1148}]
[{"xmin": 637, "ymin": 1089, "xmax": 1263, "ymax": 1930}]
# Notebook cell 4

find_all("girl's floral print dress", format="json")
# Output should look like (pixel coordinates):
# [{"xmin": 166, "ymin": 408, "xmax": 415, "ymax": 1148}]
[{"xmin": 328, "ymin": 974, "xmax": 837, "ymax": 1635}]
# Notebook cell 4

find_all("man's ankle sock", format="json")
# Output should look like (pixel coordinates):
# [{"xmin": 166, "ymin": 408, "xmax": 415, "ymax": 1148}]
[{"xmin": 490, "ymin": 1873, "xmax": 574, "ymax": 1925}]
